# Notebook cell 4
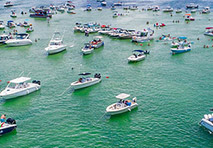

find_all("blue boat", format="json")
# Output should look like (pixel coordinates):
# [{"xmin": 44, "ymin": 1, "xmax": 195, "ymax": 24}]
[{"xmin": 0, "ymin": 118, "xmax": 17, "ymax": 136}]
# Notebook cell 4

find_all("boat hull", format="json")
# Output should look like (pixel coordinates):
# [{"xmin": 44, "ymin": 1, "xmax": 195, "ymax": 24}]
[
  {"xmin": 45, "ymin": 45, "xmax": 66, "ymax": 55},
  {"xmin": 128, "ymin": 55, "xmax": 146, "ymax": 62},
  {"xmin": 200, "ymin": 119, "xmax": 213, "ymax": 132},
  {"xmin": 71, "ymin": 78, "xmax": 101, "ymax": 90},
  {"xmin": 0, "ymin": 124, "xmax": 17, "ymax": 136},
  {"xmin": 106, "ymin": 103, "xmax": 138, "ymax": 115},
  {"xmin": 171, "ymin": 48, "xmax": 191, "ymax": 54},
  {"xmin": 5, "ymin": 39, "xmax": 32, "ymax": 47}
]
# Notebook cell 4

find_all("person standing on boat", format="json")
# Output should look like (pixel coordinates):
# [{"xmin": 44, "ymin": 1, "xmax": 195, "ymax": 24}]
[{"xmin": 1, "ymin": 114, "xmax": 6, "ymax": 122}]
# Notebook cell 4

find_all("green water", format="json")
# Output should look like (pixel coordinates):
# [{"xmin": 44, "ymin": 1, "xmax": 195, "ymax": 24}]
[{"xmin": 0, "ymin": 9, "xmax": 213, "ymax": 147}]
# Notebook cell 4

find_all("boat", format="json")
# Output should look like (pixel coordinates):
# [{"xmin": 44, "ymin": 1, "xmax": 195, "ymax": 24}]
[
  {"xmin": 0, "ymin": 34, "xmax": 9, "ymax": 44},
  {"xmin": 113, "ymin": 12, "xmax": 119, "ymax": 18},
  {"xmin": 90, "ymin": 36, "xmax": 104, "ymax": 48},
  {"xmin": 159, "ymin": 34, "xmax": 173, "ymax": 41},
  {"xmin": 200, "ymin": 113, "xmax": 213, "ymax": 133},
  {"xmin": 45, "ymin": 32, "xmax": 66, "ymax": 55},
  {"xmin": 0, "ymin": 21, "xmax": 5, "ymax": 29},
  {"xmin": 191, "ymin": 9, "xmax": 197, "ymax": 13},
  {"xmin": 101, "ymin": 2, "xmax": 107, "ymax": 6},
  {"xmin": 67, "ymin": 8, "xmax": 76, "ymax": 14},
  {"xmin": 30, "ymin": 9, "xmax": 52, "ymax": 18},
  {"xmin": 128, "ymin": 50, "xmax": 146, "ymax": 62},
  {"xmin": 132, "ymin": 29, "xmax": 154, "ymax": 43},
  {"xmin": 98, "ymin": 27, "xmax": 111, "ymax": 35},
  {"xmin": 26, "ymin": 26, "xmax": 34, "ymax": 33},
  {"xmin": 163, "ymin": 6, "xmax": 173, "ymax": 12},
  {"xmin": 185, "ymin": 14, "xmax": 195, "ymax": 21},
  {"xmin": 106, "ymin": 93, "xmax": 138, "ymax": 116},
  {"xmin": 57, "ymin": 6, "xmax": 65, "ymax": 13},
  {"xmin": 171, "ymin": 43, "xmax": 191, "ymax": 54},
  {"xmin": 204, "ymin": 27, "xmax": 213, "ymax": 37},
  {"xmin": 71, "ymin": 73, "xmax": 101, "ymax": 90},
  {"xmin": 4, "ymin": 1, "xmax": 13, "ymax": 7},
  {"xmin": 113, "ymin": 2, "xmax": 122, "ymax": 6},
  {"xmin": 0, "ymin": 77, "xmax": 41, "ymax": 100},
  {"xmin": 97, "ymin": 7, "xmax": 102, "ymax": 11},
  {"xmin": 186, "ymin": 3, "xmax": 198, "ymax": 9},
  {"xmin": 153, "ymin": 5, "xmax": 160, "ymax": 12},
  {"xmin": 21, "ymin": 21, "xmax": 30, "ymax": 27},
  {"xmin": 171, "ymin": 36, "xmax": 189, "ymax": 48},
  {"xmin": 0, "ymin": 118, "xmax": 17, "ymax": 136},
  {"xmin": 85, "ymin": 4, "xmax": 92, "ymax": 11},
  {"xmin": 123, "ymin": 6, "xmax": 130, "ymax": 10},
  {"xmin": 10, "ymin": 11, "xmax": 17, "ymax": 18},
  {"xmin": 130, "ymin": 6, "xmax": 138, "ymax": 11},
  {"xmin": 7, "ymin": 20, "xmax": 16, "ymax": 28},
  {"xmin": 175, "ymin": 9, "xmax": 182, "ymax": 13},
  {"xmin": 5, "ymin": 33, "xmax": 32, "ymax": 47},
  {"xmin": 202, "ymin": 7, "xmax": 210, "ymax": 14},
  {"xmin": 154, "ymin": 23, "xmax": 166, "ymax": 27},
  {"xmin": 111, "ymin": 5, "xmax": 116, "ymax": 10},
  {"xmin": 81, "ymin": 43, "xmax": 94, "ymax": 55},
  {"xmin": 147, "ymin": 6, "xmax": 153, "ymax": 11}
]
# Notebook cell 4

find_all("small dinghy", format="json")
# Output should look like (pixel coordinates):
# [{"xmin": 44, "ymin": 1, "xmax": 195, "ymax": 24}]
[
  {"xmin": 106, "ymin": 93, "xmax": 138, "ymax": 116},
  {"xmin": 82, "ymin": 43, "xmax": 94, "ymax": 55},
  {"xmin": 45, "ymin": 32, "xmax": 66, "ymax": 55},
  {"xmin": 0, "ymin": 118, "xmax": 17, "ymax": 136},
  {"xmin": 128, "ymin": 50, "xmax": 146, "ymax": 62},
  {"xmin": 0, "ymin": 77, "xmax": 41, "ymax": 100},
  {"xmin": 71, "ymin": 73, "xmax": 101, "ymax": 90}
]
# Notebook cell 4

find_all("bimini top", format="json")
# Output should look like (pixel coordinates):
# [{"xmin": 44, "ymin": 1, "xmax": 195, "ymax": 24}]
[
  {"xmin": 178, "ymin": 36, "xmax": 187, "ymax": 40},
  {"xmin": 10, "ymin": 77, "xmax": 31, "ymax": 84},
  {"xmin": 79, "ymin": 73, "xmax": 91, "ymax": 76},
  {"xmin": 133, "ymin": 50, "xmax": 144, "ymax": 53},
  {"xmin": 116, "ymin": 93, "xmax": 130, "ymax": 99},
  {"xmin": 206, "ymin": 27, "xmax": 213, "ymax": 29}
]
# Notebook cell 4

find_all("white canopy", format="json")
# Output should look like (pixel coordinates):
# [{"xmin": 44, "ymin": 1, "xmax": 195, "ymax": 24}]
[
  {"xmin": 116, "ymin": 93, "xmax": 130, "ymax": 99},
  {"xmin": 10, "ymin": 77, "xmax": 31, "ymax": 84}
]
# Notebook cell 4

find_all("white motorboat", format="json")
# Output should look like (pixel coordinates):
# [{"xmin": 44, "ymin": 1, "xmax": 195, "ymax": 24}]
[
  {"xmin": 128, "ymin": 50, "xmax": 146, "ymax": 62},
  {"xmin": 98, "ymin": 28, "xmax": 111, "ymax": 35},
  {"xmin": 186, "ymin": 3, "xmax": 199, "ymax": 9},
  {"xmin": 10, "ymin": 11, "xmax": 17, "ymax": 18},
  {"xmin": 71, "ymin": 73, "xmax": 101, "ymax": 90},
  {"xmin": 0, "ymin": 34, "xmax": 9, "ymax": 44},
  {"xmin": 6, "ymin": 20, "xmax": 16, "ymax": 28},
  {"xmin": 97, "ymin": 7, "xmax": 102, "ymax": 11},
  {"xmin": 5, "ymin": 33, "xmax": 32, "ymax": 47},
  {"xmin": 0, "ymin": 77, "xmax": 41, "ymax": 100},
  {"xmin": 101, "ymin": 2, "xmax": 107, "ymax": 6},
  {"xmin": 45, "ymin": 32, "xmax": 66, "ymax": 55},
  {"xmin": 171, "ymin": 43, "xmax": 191, "ymax": 54},
  {"xmin": 0, "ymin": 118, "xmax": 17, "ymax": 136},
  {"xmin": 204, "ymin": 27, "xmax": 213, "ymax": 37},
  {"xmin": 90, "ymin": 36, "xmax": 104, "ymax": 48},
  {"xmin": 82, "ymin": 43, "xmax": 94, "ymax": 55},
  {"xmin": 163, "ymin": 6, "xmax": 173, "ymax": 12},
  {"xmin": 202, "ymin": 7, "xmax": 210, "ymax": 14},
  {"xmin": 153, "ymin": 5, "xmax": 160, "ymax": 11},
  {"xmin": 200, "ymin": 113, "xmax": 213, "ymax": 133},
  {"xmin": 191, "ymin": 9, "xmax": 197, "ymax": 13},
  {"xmin": 4, "ymin": 1, "xmax": 13, "ymax": 7},
  {"xmin": 85, "ymin": 4, "xmax": 92, "ymax": 11},
  {"xmin": 106, "ymin": 93, "xmax": 138, "ymax": 116},
  {"xmin": 175, "ymin": 9, "xmax": 182, "ymax": 13},
  {"xmin": 0, "ymin": 21, "xmax": 5, "ymax": 29},
  {"xmin": 57, "ymin": 6, "xmax": 65, "ymax": 12},
  {"xmin": 132, "ymin": 29, "xmax": 154, "ymax": 43}
]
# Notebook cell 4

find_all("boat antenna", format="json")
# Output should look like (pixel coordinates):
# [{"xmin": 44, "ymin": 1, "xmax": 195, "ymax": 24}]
[
  {"xmin": 27, "ymin": 72, "xmax": 31, "ymax": 76},
  {"xmin": 18, "ymin": 71, "xmax": 24, "ymax": 76}
]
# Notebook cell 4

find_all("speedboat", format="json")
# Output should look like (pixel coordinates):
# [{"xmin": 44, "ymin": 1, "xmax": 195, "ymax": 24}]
[
  {"xmin": 153, "ymin": 5, "xmax": 160, "ymax": 12},
  {"xmin": 106, "ymin": 93, "xmax": 138, "ymax": 116},
  {"xmin": 0, "ymin": 34, "xmax": 9, "ymax": 44},
  {"xmin": 71, "ymin": 73, "xmax": 101, "ymax": 90},
  {"xmin": 30, "ymin": 9, "xmax": 52, "ymax": 18},
  {"xmin": 10, "ymin": 11, "xmax": 17, "ymax": 18},
  {"xmin": 82, "ymin": 43, "xmax": 94, "ymax": 55},
  {"xmin": 45, "ymin": 32, "xmax": 66, "ymax": 55},
  {"xmin": 101, "ymin": 2, "xmax": 107, "ymax": 6},
  {"xmin": 85, "ymin": 4, "xmax": 92, "ymax": 11},
  {"xmin": 171, "ymin": 43, "xmax": 191, "ymax": 54},
  {"xmin": 185, "ymin": 14, "xmax": 195, "ymax": 21},
  {"xmin": 0, "ymin": 21, "xmax": 5, "ymax": 29},
  {"xmin": 113, "ymin": 2, "xmax": 122, "ymax": 6},
  {"xmin": 98, "ymin": 27, "xmax": 111, "ymax": 35},
  {"xmin": 67, "ymin": 8, "xmax": 76, "ymax": 14},
  {"xmin": 128, "ymin": 50, "xmax": 146, "ymax": 62},
  {"xmin": 200, "ymin": 113, "xmax": 213, "ymax": 133},
  {"xmin": 202, "ymin": 7, "xmax": 210, "ymax": 14},
  {"xmin": 57, "ymin": 6, "xmax": 65, "ymax": 13},
  {"xmin": 7, "ymin": 21, "xmax": 16, "ymax": 28},
  {"xmin": 4, "ymin": 1, "xmax": 13, "ymax": 7},
  {"xmin": 163, "ymin": 6, "xmax": 173, "ymax": 12},
  {"xmin": 0, "ymin": 118, "xmax": 17, "ymax": 136},
  {"xmin": 175, "ymin": 9, "xmax": 182, "ymax": 13},
  {"xmin": 159, "ymin": 34, "xmax": 173, "ymax": 41},
  {"xmin": 5, "ymin": 33, "xmax": 32, "ymax": 47},
  {"xmin": 130, "ymin": 6, "xmax": 138, "ymax": 11},
  {"xmin": 186, "ymin": 3, "xmax": 198, "ymax": 9},
  {"xmin": 90, "ymin": 36, "xmax": 104, "ymax": 48},
  {"xmin": 132, "ymin": 29, "xmax": 154, "ymax": 43},
  {"xmin": 204, "ymin": 27, "xmax": 213, "ymax": 37},
  {"xmin": 26, "ymin": 26, "xmax": 34, "ymax": 32},
  {"xmin": 0, "ymin": 77, "xmax": 41, "ymax": 100},
  {"xmin": 147, "ymin": 6, "xmax": 153, "ymax": 11},
  {"xmin": 97, "ymin": 7, "xmax": 102, "ymax": 11},
  {"xmin": 191, "ymin": 9, "xmax": 197, "ymax": 13},
  {"xmin": 113, "ymin": 12, "xmax": 119, "ymax": 18}
]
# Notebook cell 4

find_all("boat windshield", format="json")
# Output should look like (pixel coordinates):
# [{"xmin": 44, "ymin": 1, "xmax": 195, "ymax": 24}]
[
  {"xmin": 50, "ymin": 41, "xmax": 61, "ymax": 45},
  {"xmin": 16, "ymin": 34, "xmax": 27, "ymax": 39},
  {"xmin": 8, "ymin": 82, "xmax": 29, "ymax": 89}
]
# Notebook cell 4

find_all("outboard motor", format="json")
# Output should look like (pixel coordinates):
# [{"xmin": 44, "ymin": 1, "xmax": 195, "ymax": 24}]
[
  {"xmin": 32, "ymin": 80, "xmax": 41, "ymax": 85},
  {"xmin": 94, "ymin": 73, "xmax": 101, "ymax": 79},
  {"xmin": 6, "ymin": 118, "xmax": 16, "ymax": 124}
]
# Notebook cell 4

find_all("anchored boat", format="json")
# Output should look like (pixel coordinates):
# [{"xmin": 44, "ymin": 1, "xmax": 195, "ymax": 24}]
[
  {"xmin": 200, "ymin": 113, "xmax": 213, "ymax": 133},
  {"xmin": 128, "ymin": 50, "xmax": 146, "ymax": 62},
  {"xmin": 204, "ymin": 27, "xmax": 213, "ymax": 37},
  {"xmin": 90, "ymin": 36, "xmax": 104, "ymax": 49},
  {"xmin": 106, "ymin": 93, "xmax": 138, "ymax": 116},
  {"xmin": 82, "ymin": 43, "xmax": 94, "ymax": 55},
  {"xmin": 0, "ymin": 118, "xmax": 17, "ymax": 136},
  {"xmin": 0, "ymin": 77, "xmax": 41, "ymax": 100},
  {"xmin": 5, "ymin": 33, "xmax": 32, "ymax": 47}
]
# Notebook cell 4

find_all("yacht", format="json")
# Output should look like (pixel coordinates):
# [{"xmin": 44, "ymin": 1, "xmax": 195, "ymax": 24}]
[
  {"xmin": 71, "ymin": 73, "xmax": 101, "ymax": 90},
  {"xmin": 45, "ymin": 32, "xmax": 67, "ymax": 55},
  {"xmin": 0, "ymin": 77, "xmax": 41, "ymax": 100},
  {"xmin": 106, "ymin": 93, "xmax": 138, "ymax": 115},
  {"xmin": 5, "ymin": 33, "xmax": 32, "ymax": 46}
]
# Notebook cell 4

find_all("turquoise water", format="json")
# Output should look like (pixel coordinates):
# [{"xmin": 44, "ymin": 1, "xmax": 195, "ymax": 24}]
[{"xmin": 0, "ymin": 0, "xmax": 213, "ymax": 147}]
